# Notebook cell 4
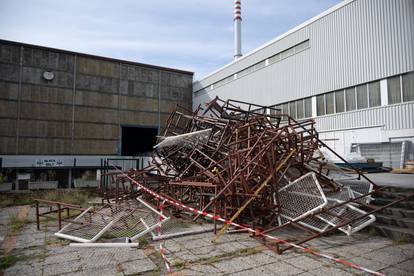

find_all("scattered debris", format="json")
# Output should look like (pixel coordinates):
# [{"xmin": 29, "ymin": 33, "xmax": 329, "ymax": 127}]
[
  {"xmin": 50, "ymin": 97, "xmax": 413, "ymax": 275},
  {"xmin": 391, "ymin": 160, "xmax": 414, "ymax": 174},
  {"xmin": 55, "ymin": 197, "xmax": 168, "ymax": 244},
  {"xmin": 112, "ymin": 97, "xmax": 410, "ymax": 244}
]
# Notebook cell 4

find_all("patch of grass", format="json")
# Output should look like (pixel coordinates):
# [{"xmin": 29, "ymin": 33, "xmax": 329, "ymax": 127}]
[
  {"xmin": 203, "ymin": 255, "xmax": 220, "ymax": 264},
  {"xmin": 152, "ymin": 250, "xmax": 162, "ymax": 259},
  {"xmin": 46, "ymin": 238, "xmax": 70, "ymax": 247},
  {"xmin": 197, "ymin": 246, "xmax": 262, "ymax": 265},
  {"xmin": 0, "ymin": 255, "xmax": 20, "ymax": 270},
  {"xmin": 139, "ymin": 237, "xmax": 149, "ymax": 247},
  {"xmin": 0, "ymin": 194, "xmax": 33, "ymax": 208},
  {"xmin": 367, "ymin": 227, "xmax": 378, "ymax": 236},
  {"xmin": 0, "ymin": 190, "xmax": 95, "ymax": 209},
  {"xmin": 219, "ymin": 246, "xmax": 261, "ymax": 259},
  {"xmin": 42, "ymin": 190, "xmax": 90, "ymax": 207},
  {"xmin": 171, "ymin": 260, "xmax": 186, "ymax": 269},
  {"xmin": 238, "ymin": 247, "xmax": 261, "ymax": 255},
  {"xmin": 8, "ymin": 214, "xmax": 28, "ymax": 234},
  {"xmin": 101, "ymin": 233, "xmax": 118, "ymax": 240},
  {"xmin": 392, "ymin": 233, "xmax": 410, "ymax": 245},
  {"xmin": 0, "ymin": 196, "xmax": 14, "ymax": 208}
]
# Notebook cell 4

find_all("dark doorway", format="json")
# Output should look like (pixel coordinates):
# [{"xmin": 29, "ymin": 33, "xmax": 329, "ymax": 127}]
[{"xmin": 121, "ymin": 126, "xmax": 158, "ymax": 156}]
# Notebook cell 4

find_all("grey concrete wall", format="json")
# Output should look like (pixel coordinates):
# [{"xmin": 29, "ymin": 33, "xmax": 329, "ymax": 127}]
[{"xmin": 0, "ymin": 40, "xmax": 193, "ymax": 155}]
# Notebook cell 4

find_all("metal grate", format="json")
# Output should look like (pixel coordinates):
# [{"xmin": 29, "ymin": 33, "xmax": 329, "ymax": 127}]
[
  {"xmin": 277, "ymin": 172, "xmax": 327, "ymax": 222},
  {"xmin": 55, "ymin": 198, "xmax": 168, "ymax": 243},
  {"xmin": 340, "ymin": 181, "xmax": 374, "ymax": 204},
  {"xmin": 356, "ymin": 142, "xmax": 406, "ymax": 168},
  {"xmin": 317, "ymin": 188, "xmax": 375, "ymax": 235}
]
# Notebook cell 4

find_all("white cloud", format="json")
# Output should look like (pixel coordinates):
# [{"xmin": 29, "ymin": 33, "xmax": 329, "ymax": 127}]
[{"xmin": 0, "ymin": 0, "xmax": 342, "ymax": 80}]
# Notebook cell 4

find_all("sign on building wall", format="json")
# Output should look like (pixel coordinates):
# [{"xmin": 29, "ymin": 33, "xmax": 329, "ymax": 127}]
[
  {"xmin": 17, "ymin": 173, "xmax": 30, "ymax": 180},
  {"xmin": 35, "ymin": 159, "xmax": 64, "ymax": 167}
]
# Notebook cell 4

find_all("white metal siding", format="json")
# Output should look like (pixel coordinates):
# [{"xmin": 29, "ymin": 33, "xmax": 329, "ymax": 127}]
[
  {"xmin": 357, "ymin": 142, "xmax": 404, "ymax": 168},
  {"xmin": 194, "ymin": 0, "xmax": 414, "ymax": 107},
  {"xmin": 314, "ymin": 101, "xmax": 414, "ymax": 132}
]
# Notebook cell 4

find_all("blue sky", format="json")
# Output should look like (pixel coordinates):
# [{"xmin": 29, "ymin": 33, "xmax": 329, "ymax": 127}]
[{"xmin": 0, "ymin": 0, "xmax": 342, "ymax": 80}]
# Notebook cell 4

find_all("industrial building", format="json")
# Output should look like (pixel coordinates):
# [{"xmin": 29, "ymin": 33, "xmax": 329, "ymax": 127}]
[
  {"xmin": 194, "ymin": 0, "xmax": 414, "ymax": 169},
  {"xmin": 0, "ymin": 39, "xmax": 193, "ymax": 189}
]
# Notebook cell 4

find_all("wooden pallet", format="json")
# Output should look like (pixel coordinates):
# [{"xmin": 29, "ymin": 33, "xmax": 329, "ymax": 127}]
[{"xmin": 391, "ymin": 168, "xmax": 414, "ymax": 174}]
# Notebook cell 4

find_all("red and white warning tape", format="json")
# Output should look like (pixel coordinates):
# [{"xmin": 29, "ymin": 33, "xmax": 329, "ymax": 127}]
[
  {"xmin": 157, "ymin": 199, "xmax": 171, "ymax": 273},
  {"xmin": 114, "ymin": 166, "xmax": 385, "ymax": 276}
]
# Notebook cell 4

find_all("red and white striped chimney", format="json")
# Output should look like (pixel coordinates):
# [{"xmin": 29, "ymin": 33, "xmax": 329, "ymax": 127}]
[{"xmin": 234, "ymin": 0, "xmax": 242, "ymax": 59}]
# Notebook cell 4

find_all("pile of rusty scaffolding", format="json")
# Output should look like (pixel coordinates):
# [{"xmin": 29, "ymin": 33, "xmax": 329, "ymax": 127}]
[{"xmin": 101, "ymin": 97, "xmax": 411, "ymax": 253}]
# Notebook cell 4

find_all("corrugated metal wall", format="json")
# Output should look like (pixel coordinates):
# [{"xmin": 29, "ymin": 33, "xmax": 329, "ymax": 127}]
[
  {"xmin": 194, "ymin": 0, "xmax": 414, "ymax": 107},
  {"xmin": 314, "ymin": 101, "xmax": 414, "ymax": 131},
  {"xmin": 357, "ymin": 142, "xmax": 404, "ymax": 168}
]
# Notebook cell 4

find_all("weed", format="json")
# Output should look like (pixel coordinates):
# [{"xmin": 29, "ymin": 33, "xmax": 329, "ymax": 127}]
[
  {"xmin": 238, "ymin": 247, "xmax": 261, "ymax": 255},
  {"xmin": 101, "ymin": 233, "xmax": 118, "ymax": 240},
  {"xmin": 139, "ymin": 237, "xmax": 149, "ymax": 247},
  {"xmin": 172, "ymin": 260, "xmax": 186, "ymax": 269},
  {"xmin": 203, "ymin": 256, "xmax": 220, "ymax": 264},
  {"xmin": 0, "ymin": 194, "xmax": 33, "ymax": 208},
  {"xmin": 367, "ymin": 227, "xmax": 378, "ymax": 237},
  {"xmin": 46, "ymin": 238, "xmax": 70, "ymax": 247},
  {"xmin": 0, "ymin": 196, "xmax": 14, "ymax": 208},
  {"xmin": 152, "ymin": 250, "xmax": 162, "ymax": 259},
  {"xmin": 197, "ymin": 246, "xmax": 261, "ymax": 266},
  {"xmin": 62, "ymin": 191, "xmax": 89, "ymax": 206},
  {"xmin": 60, "ymin": 239, "xmax": 70, "ymax": 246},
  {"xmin": 0, "ymin": 255, "xmax": 19, "ymax": 270},
  {"xmin": 0, "ymin": 190, "xmax": 94, "ymax": 208},
  {"xmin": 42, "ymin": 190, "xmax": 90, "ymax": 206},
  {"xmin": 392, "ymin": 233, "xmax": 410, "ymax": 245},
  {"xmin": 220, "ymin": 246, "xmax": 261, "ymax": 258},
  {"xmin": 8, "ymin": 214, "xmax": 27, "ymax": 233}
]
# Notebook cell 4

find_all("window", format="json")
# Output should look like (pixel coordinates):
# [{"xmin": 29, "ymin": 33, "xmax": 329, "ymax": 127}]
[
  {"xmin": 280, "ymin": 47, "xmax": 295, "ymax": 59},
  {"xmin": 345, "ymin": 87, "xmax": 356, "ymax": 111},
  {"xmin": 356, "ymin": 84, "xmax": 368, "ymax": 109},
  {"xmin": 254, "ymin": 60, "xmax": 266, "ymax": 70},
  {"xmin": 270, "ymin": 105, "xmax": 281, "ymax": 116},
  {"xmin": 325, "ymin": 92, "xmax": 335, "ymax": 114},
  {"xmin": 335, "ymin": 90, "xmax": 345, "ymax": 113},
  {"xmin": 316, "ymin": 95, "xmax": 325, "ymax": 116},
  {"xmin": 368, "ymin": 81, "xmax": 381, "ymax": 107},
  {"xmin": 213, "ymin": 75, "xmax": 234, "ymax": 88},
  {"xmin": 258, "ymin": 40, "xmax": 309, "ymax": 67},
  {"xmin": 296, "ymin": 99, "xmax": 304, "ymax": 119},
  {"xmin": 289, "ymin": 101, "xmax": 296, "ymax": 118},
  {"xmin": 295, "ymin": 40, "xmax": 310, "ymax": 52},
  {"xmin": 238, "ymin": 65, "xmax": 255, "ymax": 78},
  {"xmin": 268, "ymin": 53, "xmax": 280, "ymax": 64},
  {"xmin": 388, "ymin": 75, "xmax": 401, "ymax": 104},
  {"xmin": 403, "ymin": 72, "xmax": 414, "ymax": 102},
  {"xmin": 282, "ymin": 103, "xmax": 289, "ymax": 114},
  {"xmin": 276, "ymin": 105, "xmax": 282, "ymax": 114},
  {"xmin": 304, "ymin": 98, "xmax": 312, "ymax": 118}
]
